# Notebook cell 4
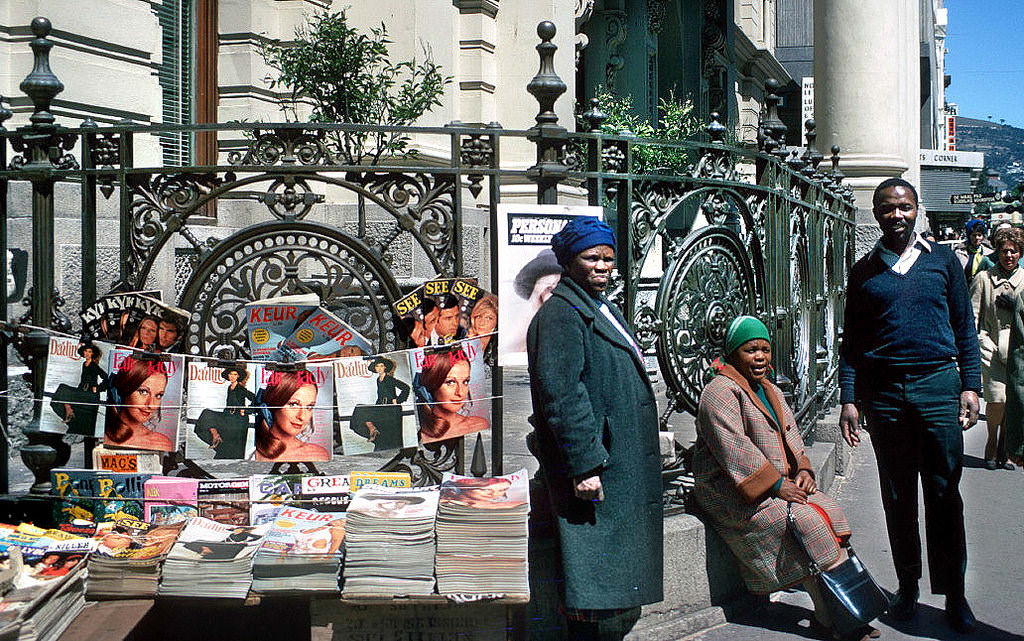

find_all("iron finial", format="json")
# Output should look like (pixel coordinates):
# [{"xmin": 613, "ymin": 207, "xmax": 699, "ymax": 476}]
[
  {"xmin": 583, "ymin": 98, "xmax": 607, "ymax": 132},
  {"xmin": 527, "ymin": 21, "xmax": 566, "ymax": 132},
  {"xmin": 706, "ymin": 111, "xmax": 727, "ymax": 143},
  {"xmin": 0, "ymin": 96, "xmax": 11, "ymax": 131},
  {"xmin": 20, "ymin": 17, "xmax": 64, "ymax": 128}
]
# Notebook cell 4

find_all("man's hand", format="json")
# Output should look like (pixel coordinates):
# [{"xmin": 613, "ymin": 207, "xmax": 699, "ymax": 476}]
[
  {"xmin": 840, "ymin": 403, "xmax": 861, "ymax": 447},
  {"xmin": 777, "ymin": 479, "xmax": 808, "ymax": 504},
  {"xmin": 959, "ymin": 391, "xmax": 979, "ymax": 430},
  {"xmin": 794, "ymin": 470, "xmax": 817, "ymax": 495},
  {"xmin": 573, "ymin": 474, "xmax": 604, "ymax": 502}
]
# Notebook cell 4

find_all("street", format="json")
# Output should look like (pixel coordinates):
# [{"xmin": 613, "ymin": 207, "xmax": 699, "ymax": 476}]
[{"xmin": 689, "ymin": 406, "xmax": 1024, "ymax": 641}]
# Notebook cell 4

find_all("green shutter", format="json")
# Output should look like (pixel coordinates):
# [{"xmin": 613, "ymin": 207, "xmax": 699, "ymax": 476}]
[{"xmin": 156, "ymin": 0, "xmax": 193, "ymax": 166}]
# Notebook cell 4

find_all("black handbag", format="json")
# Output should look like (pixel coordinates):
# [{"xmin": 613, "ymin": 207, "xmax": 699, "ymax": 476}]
[{"xmin": 787, "ymin": 502, "xmax": 891, "ymax": 638}]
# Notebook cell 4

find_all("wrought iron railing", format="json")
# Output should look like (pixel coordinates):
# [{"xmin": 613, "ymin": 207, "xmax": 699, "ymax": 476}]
[{"xmin": 0, "ymin": 18, "xmax": 854, "ymax": 501}]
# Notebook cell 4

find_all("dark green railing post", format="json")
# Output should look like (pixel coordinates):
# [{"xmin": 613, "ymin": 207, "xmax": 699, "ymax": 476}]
[
  {"xmin": 12, "ymin": 17, "xmax": 79, "ymax": 492},
  {"xmin": 582, "ymin": 98, "xmax": 607, "ymax": 207},
  {"xmin": 526, "ymin": 21, "xmax": 567, "ymax": 205},
  {"xmin": 485, "ymin": 122, "xmax": 504, "ymax": 475},
  {"xmin": 117, "ymin": 121, "xmax": 134, "ymax": 288}
]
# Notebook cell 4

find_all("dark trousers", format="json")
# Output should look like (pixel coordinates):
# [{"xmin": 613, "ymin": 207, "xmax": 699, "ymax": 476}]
[{"xmin": 862, "ymin": 363, "xmax": 967, "ymax": 597}]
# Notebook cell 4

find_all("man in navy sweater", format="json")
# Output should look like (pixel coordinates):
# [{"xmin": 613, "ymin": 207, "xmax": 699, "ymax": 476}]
[{"xmin": 839, "ymin": 178, "xmax": 980, "ymax": 634}]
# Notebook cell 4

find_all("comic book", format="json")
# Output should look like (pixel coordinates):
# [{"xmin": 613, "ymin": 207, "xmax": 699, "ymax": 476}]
[
  {"xmin": 273, "ymin": 306, "xmax": 372, "ymax": 362},
  {"xmin": 94, "ymin": 471, "xmax": 156, "ymax": 525},
  {"xmin": 408, "ymin": 338, "xmax": 491, "ymax": 444},
  {"xmin": 248, "ymin": 363, "xmax": 334, "ymax": 462},
  {"xmin": 143, "ymin": 477, "xmax": 199, "ymax": 525},
  {"xmin": 244, "ymin": 293, "xmax": 320, "ymax": 360},
  {"xmin": 184, "ymin": 360, "xmax": 257, "ymax": 461},
  {"xmin": 248, "ymin": 474, "xmax": 307, "ymax": 526},
  {"xmin": 104, "ymin": 348, "xmax": 185, "ymax": 452},
  {"xmin": 40, "ymin": 336, "xmax": 112, "ymax": 437},
  {"xmin": 51, "ymin": 469, "xmax": 102, "ymax": 536},
  {"xmin": 333, "ymin": 354, "xmax": 417, "ymax": 455},
  {"xmin": 197, "ymin": 478, "xmax": 250, "ymax": 526}
]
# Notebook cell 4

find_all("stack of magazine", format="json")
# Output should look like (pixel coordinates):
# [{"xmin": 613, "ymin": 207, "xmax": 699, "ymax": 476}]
[
  {"xmin": 435, "ymin": 470, "xmax": 531, "ymax": 595},
  {"xmin": 87, "ymin": 518, "xmax": 183, "ymax": 599},
  {"xmin": 160, "ymin": 518, "xmax": 269, "ymax": 599},
  {"xmin": 0, "ymin": 538, "xmax": 92, "ymax": 641},
  {"xmin": 342, "ymin": 487, "xmax": 439, "ymax": 596},
  {"xmin": 251, "ymin": 507, "xmax": 346, "ymax": 594}
]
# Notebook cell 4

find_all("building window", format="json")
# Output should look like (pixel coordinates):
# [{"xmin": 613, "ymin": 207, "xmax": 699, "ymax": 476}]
[{"xmin": 156, "ymin": 0, "xmax": 193, "ymax": 166}]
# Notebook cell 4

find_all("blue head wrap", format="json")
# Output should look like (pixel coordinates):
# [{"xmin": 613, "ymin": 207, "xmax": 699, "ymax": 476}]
[
  {"xmin": 550, "ymin": 217, "xmax": 616, "ymax": 266},
  {"xmin": 965, "ymin": 218, "xmax": 987, "ymax": 235}
]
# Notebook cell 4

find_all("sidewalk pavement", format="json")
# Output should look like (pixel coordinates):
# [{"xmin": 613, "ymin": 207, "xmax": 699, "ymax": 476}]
[{"xmin": 689, "ymin": 408, "xmax": 1024, "ymax": 641}]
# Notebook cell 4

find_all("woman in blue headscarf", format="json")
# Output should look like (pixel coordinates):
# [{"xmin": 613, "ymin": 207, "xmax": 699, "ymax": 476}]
[{"xmin": 526, "ymin": 217, "xmax": 662, "ymax": 641}]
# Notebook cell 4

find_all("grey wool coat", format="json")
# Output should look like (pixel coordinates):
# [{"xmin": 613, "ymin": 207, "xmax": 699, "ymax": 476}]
[{"xmin": 526, "ymin": 276, "xmax": 663, "ymax": 611}]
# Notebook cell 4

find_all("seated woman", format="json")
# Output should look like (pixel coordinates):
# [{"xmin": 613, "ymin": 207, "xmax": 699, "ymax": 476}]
[{"xmin": 693, "ymin": 316, "xmax": 876, "ymax": 641}]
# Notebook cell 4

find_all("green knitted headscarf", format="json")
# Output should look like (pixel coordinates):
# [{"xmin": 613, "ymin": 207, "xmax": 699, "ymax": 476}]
[{"xmin": 724, "ymin": 315, "xmax": 771, "ymax": 356}]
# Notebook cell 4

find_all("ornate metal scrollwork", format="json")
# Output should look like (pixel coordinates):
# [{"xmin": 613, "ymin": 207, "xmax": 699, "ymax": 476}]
[
  {"xmin": 632, "ymin": 304, "xmax": 662, "ymax": 351},
  {"xmin": 459, "ymin": 134, "xmax": 493, "ymax": 199},
  {"xmin": 262, "ymin": 176, "xmax": 325, "ymax": 219},
  {"xmin": 178, "ymin": 220, "xmax": 402, "ymax": 358},
  {"xmin": 655, "ymin": 227, "xmax": 759, "ymax": 415},
  {"xmin": 379, "ymin": 441, "xmax": 459, "ymax": 487},
  {"xmin": 630, "ymin": 180, "xmax": 688, "ymax": 266},
  {"xmin": 789, "ymin": 208, "xmax": 811, "ymax": 406},
  {"xmin": 363, "ymin": 172, "xmax": 458, "ymax": 275},
  {"xmin": 8, "ymin": 129, "xmax": 78, "ymax": 171},
  {"xmin": 694, "ymin": 144, "xmax": 734, "ymax": 181},
  {"xmin": 227, "ymin": 128, "xmax": 336, "ymax": 166},
  {"xmin": 122, "ymin": 172, "xmax": 223, "ymax": 289}
]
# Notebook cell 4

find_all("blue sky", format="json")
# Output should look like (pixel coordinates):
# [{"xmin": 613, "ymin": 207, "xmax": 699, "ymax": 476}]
[{"xmin": 944, "ymin": 0, "xmax": 1024, "ymax": 128}]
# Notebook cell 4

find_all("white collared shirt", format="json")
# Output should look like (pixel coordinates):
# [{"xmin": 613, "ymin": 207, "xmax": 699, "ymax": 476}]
[{"xmin": 874, "ymin": 232, "xmax": 933, "ymax": 275}]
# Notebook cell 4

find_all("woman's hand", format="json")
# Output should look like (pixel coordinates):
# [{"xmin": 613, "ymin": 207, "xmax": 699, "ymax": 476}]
[
  {"xmin": 209, "ymin": 428, "xmax": 222, "ymax": 448},
  {"xmin": 794, "ymin": 470, "xmax": 817, "ymax": 494},
  {"xmin": 574, "ymin": 474, "xmax": 604, "ymax": 502},
  {"xmin": 777, "ymin": 479, "xmax": 808, "ymax": 504}
]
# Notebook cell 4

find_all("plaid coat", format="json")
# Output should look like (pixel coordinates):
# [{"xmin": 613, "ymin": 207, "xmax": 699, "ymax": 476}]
[{"xmin": 692, "ymin": 365, "xmax": 850, "ymax": 594}]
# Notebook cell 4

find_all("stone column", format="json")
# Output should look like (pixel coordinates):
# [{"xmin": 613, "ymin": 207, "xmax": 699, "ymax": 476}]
[{"xmin": 813, "ymin": 0, "xmax": 920, "ymax": 256}]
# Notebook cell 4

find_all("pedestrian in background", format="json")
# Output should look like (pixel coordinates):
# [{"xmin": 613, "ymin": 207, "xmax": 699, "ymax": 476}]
[
  {"xmin": 839, "ymin": 178, "xmax": 980, "ymax": 634},
  {"xmin": 527, "ymin": 217, "xmax": 662, "ymax": 641},
  {"xmin": 970, "ymin": 226, "xmax": 1024, "ymax": 470},
  {"xmin": 1000, "ymin": 291, "xmax": 1024, "ymax": 468},
  {"xmin": 953, "ymin": 218, "xmax": 993, "ymax": 283}
]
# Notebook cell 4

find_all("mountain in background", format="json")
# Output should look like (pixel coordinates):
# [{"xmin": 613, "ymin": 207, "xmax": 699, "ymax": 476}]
[{"xmin": 956, "ymin": 116, "xmax": 1024, "ymax": 187}]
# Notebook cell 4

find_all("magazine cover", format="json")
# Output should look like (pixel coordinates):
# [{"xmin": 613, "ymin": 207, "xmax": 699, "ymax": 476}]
[
  {"xmin": 184, "ymin": 360, "xmax": 257, "ymax": 461},
  {"xmin": 197, "ymin": 478, "xmax": 250, "ymax": 526},
  {"xmin": 245, "ymin": 293, "xmax": 320, "ymax": 360},
  {"xmin": 299, "ymin": 475, "xmax": 351, "ymax": 513},
  {"xmin": 393, "ymin": 278, "xmax": 494, "ymax": 349},
  {"xmin": 408, "ymin": 338, "xmax": 491, "ymax": 444},
  {"xmin": 94, "ymin": 472, "xmax": 154, "ymax": 525},
  {"xmin": 80, "ymin": 291, "xmax": 187, "ymax": 353},
  {"xmin": 496, "ymin": 204, "xmax": 604, "ymax": 366},
  {"xmin": 91, "ymin": 445, "xmax": 163, "ymax": 474},
  {"xmin": 93, "ymin": 518, "xmax": 183, "ymax": 560},
  {"xmin": 274, "ymin": 306, "xmax": 372, "ymax": 362},
  {"xmin": 51, "ymin": 469, "xmax": 102, "ymax": 536},
  {"xmin": 40, "ymin": 337, "xmax": 112, "ymax": 437},
  {"xmin": 259, "ymin": 507, "xmax": 346, "ymax": 557},
  {"xmin": 248, "ymin": 363, "xmax": 334, "ymax": 462},
  {"xmin": 349, "ymin": 472, "xmax": 411, "ymax": 490},
  {"xmin": 143, "ymin": 478, "xmax": 199, "ymax": 525},
  {"xmin": 79, "ymin": 290, "xmax": 162, "ymax": 346},
  {"xmin": 103, "ymin": 349, "xmax": 184, "ymax": 452},
  {"xmin": 169, "ymin": 517, "xmax": 270, "ymax": 562},
  {"xmin": 348, "ymin": 486, "xmax": 440, "ymax": 520},
  {"xmin": 333, "ymin": 355, "xmax": 416, "ymax": 455},
  {"xmin": 439, "ymin": 469, "xmax": 530, "ymax": 510},
  {"xmin": 249, "ymin": 474, "xmax": 307, "ymax": 526}
]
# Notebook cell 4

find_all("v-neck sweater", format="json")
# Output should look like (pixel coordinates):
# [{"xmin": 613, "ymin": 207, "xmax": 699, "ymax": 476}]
[{"xmin": 839, "ymin": 242, "xmax": 982, "ymax": 404}]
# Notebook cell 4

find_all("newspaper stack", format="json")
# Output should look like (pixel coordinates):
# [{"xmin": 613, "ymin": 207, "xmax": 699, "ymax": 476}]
[
  {"xmin": 160, "ymin": 518, "xmax": 270, "ymax": 599},
  {"xmin": 435, "ymin": 470, "xmax": 531, "ymax": 595},
  {"xmin": 251, "ymin": 507, "xmax": 345, "ymax": 593},
  {"xmin": 342, "ymin": 487, "xmax": 439, "ymax": 596},
  {"xmin": 86, "ymin": 518, "xmax": 183, "ymax": 599}
]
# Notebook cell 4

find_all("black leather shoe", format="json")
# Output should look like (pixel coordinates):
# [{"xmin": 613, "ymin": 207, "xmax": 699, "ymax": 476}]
[
  {"xmin": 889, "ymin": 582, "xmax": 919, "ymax": 621},
  {"xmin": 1001, "ymin": 460, "xmax": 1016, "ymax": 470},
  {"xmin": 984, "ymin": 459, "xmax": 999, "ymax": 470},
  {"xmin": 946, "ymin": 595, "xmax": 976, "ymax": 633}
]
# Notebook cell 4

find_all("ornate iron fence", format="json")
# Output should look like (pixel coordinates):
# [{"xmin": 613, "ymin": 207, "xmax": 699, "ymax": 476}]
[{"xmin": 0, "ymin": 18, "xmax": 854, "ymax": 496}]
